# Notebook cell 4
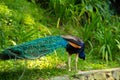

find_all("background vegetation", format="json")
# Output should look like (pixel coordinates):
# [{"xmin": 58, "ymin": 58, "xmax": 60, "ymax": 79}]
[{"xmin": 0, "ymin": 0, "xmax": 120, "ymax": 80}]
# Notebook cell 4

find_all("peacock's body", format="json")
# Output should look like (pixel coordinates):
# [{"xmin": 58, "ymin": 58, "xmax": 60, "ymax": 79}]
[{"xmin": 0, "ymin": 35, "xmax": 85, "ymax": 71}]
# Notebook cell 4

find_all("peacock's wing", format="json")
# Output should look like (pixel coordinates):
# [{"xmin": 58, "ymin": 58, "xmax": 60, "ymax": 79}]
[
  {"xmin": 61, "ymin": 35, "xmax": 82, "ymax": 48},
  {"xmin": 3, "ymin": 36, "xmax": 68, "ymax": 59}
]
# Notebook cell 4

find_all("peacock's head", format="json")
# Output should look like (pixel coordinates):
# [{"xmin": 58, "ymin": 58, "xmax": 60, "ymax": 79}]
[
  {"xmin": 78, "ymin": 42, "xmax": 85, "ymax": 60},
  {"xmin": 79, "ymin": 51, "xmax": 85, "ymax": 60}
]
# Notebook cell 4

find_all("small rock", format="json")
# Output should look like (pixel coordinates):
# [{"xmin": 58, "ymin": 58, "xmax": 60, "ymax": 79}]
[
  {"xmin": 50, "ymin": 76, "xmax": 69, "ymax": 80},
  {"xmin": 77, "ymin": 75, "xmax": 85, "ymax": 80},
  {"xmin": 88, "ymin": 74, "xmax": 94, "ymax": 80},
  {"xmin": 106, "ymin": 72, "xmax": 112, "ymax": 78},
  {"xmin": 118, "ymin": 71, "xmax": 120, "ymax": 78},
  {"xmin": 112, "ymin": 71, "xmax": 119, "ymax": 80},
  {"xmin": 94, "ymin": 72, "xmax": 106, "ymax": 80},
  {"xmin": 106, "ymin": 77, "xmax": 114, "ymax": 80},
  {"xmin": 73, "ymin": 74, "xmax": 86, "ymax": 80}
]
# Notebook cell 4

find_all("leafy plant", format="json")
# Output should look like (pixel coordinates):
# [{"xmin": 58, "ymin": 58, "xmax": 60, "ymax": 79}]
[
  {"xmin": 95, "ymin": 26, "xmax": 114, "ymax": 63},
  {"xmin": 115, "ymin": 39, "xmax": 120, "ymax": 49},
  {"xmin": 0, "ymin": 3, "xmax": 12, "ymax": 17},
  {"xmin": 22, "ymin": 14, "xmax": 35, "ymax": 25}
]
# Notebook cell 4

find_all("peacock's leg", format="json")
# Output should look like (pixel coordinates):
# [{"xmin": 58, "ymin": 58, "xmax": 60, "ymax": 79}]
[
  {"xmin": 68, "ymin": 54, "xmax": 71, "ymax": 71},
  {"xmin": 75, "ymin": 53, "xmax": 79, "ymax": 71}
]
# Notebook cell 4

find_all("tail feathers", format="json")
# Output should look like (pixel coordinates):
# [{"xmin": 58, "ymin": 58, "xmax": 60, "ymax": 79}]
[{"xmin": 0, "ymin": 36, "xmax": 68, "ymax": 60}]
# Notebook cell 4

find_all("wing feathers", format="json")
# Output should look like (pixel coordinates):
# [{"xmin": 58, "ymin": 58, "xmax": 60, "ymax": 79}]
[
  {"xmin": 68, "ymin": 41, "xmax": 81, "ymax": 48},
  {"xmin": 61, "ymin": 35, "xmax": 83, "ymax": 48}
]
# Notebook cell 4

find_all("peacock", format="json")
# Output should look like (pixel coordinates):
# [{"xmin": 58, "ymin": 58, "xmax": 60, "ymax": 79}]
[{"xmin": 0, "ymin": 35, "xmax": 85, "ymax": 71}]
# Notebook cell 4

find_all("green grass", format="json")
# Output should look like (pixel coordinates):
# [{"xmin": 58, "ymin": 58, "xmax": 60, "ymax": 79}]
[{"xmin": 0, "ymin": 49, "xmax": 119, "ymax": 80}]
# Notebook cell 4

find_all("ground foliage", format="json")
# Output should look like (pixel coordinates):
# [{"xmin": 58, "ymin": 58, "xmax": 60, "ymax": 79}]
[{"xmin": 0, "ymin": 0, "xmax": 120, "ymax": 80}]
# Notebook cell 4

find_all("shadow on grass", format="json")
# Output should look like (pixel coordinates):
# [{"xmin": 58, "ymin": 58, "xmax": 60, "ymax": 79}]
[{"xmin": 0, "ymin": 67, "xmax": 68, "ymax": 80}]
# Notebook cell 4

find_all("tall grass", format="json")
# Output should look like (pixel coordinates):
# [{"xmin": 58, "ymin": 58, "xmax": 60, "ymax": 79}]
[{"xmin": 46, "ymin": 0, "xmax": 120, "ymax": 63}]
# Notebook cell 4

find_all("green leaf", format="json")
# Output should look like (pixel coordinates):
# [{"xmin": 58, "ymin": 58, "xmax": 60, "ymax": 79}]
[{"xmin": 107, "ymin": 45, "xmax": 112, "ymax": 61}]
